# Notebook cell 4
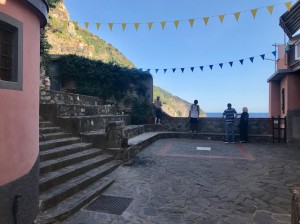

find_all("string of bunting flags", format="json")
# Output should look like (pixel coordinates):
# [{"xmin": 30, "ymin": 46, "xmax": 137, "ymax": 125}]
[
  {"xmin": 133, "ymin": 51, "xmax": 277, "ymax": 74},
  {"xmin": 52, "ymin": 1, "xmax": 295, "ymax": 31}
]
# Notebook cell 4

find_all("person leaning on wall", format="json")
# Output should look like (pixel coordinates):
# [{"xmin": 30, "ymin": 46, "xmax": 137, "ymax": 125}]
[
  {"xmin": 239, "ymin": 107, "xmax": 249, "ymax": 143},
  {"xmin": 223, "ymin": 103, "xmax": 237, "ymax": 143},
  {"xmin": 189, "ymin": 100, "xmax": 200, "ymax": 133},
  {"xmin": 153, "ymin": 96, "xmax": 163, "ymax": 124}
]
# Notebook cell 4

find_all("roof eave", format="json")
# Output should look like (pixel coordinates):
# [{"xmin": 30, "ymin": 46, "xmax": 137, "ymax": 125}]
[
  {"xmin": 279, "ymin": 1, "xmax": 300, "ymax": 38},
  {"xmin": 25, "ymin": 0, "xmax": 49, "ymax": 28}
]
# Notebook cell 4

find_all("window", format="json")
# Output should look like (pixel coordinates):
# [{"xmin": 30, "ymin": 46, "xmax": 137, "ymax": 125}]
[
  {"xmin": 295, "ymin": 42, "xmax": 300, "ymax": 60},
  {"xmin": 281, "ymin": 88, "xmax": 285, "ymax": 114},
  {"xmin": 0, "ymin": 13, "xmax": 23, "ymax": 90}
]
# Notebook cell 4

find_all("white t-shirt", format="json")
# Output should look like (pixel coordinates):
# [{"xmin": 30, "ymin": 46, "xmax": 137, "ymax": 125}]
[{"xmin": 190, "ymin": 104, "xmax": 199, "ymax": 118}]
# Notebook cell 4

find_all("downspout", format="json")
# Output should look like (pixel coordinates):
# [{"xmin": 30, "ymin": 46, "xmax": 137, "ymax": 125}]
[{"xmin": 12, "ymin": 195, "xmax": 22, "ymax": 224}]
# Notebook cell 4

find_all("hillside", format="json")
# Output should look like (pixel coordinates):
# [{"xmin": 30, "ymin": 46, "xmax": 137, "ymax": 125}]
[
  {"xmin": 46, "ymin": 0, "xmax": 134, "ymax": 67},
  {"xmin": 153, "ymin": 86, "xmax": 207, "ymax": 117},
  {"xmin": 46, "ymin": 1, "xmax": 207, "ymax": 117}
]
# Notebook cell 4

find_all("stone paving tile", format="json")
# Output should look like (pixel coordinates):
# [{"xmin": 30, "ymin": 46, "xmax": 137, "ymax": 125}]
[{"xmin": 61, "ymin": 139, "xmax": 300, "ymax": 224}]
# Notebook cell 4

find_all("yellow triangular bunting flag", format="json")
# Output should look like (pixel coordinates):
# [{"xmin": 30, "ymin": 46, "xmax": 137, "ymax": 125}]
[
  {"xmin": 285, "ymin": 2, "xmax": 292, "ymax": 10},
  {"xmin": 174, "ymin": 20, "xmax": 179, "ymax": 29},
  {"xmin": 189, "ymin": 19, "xmax": 194, "ymax": 28},
  {"xmin": 122, "ymin": 23, "xmax": 126, "ymax": 31},
  {"xmin": 160, "ymin": 21, "xmax": 166, "ymax": 30},
  {"xmin": 203, "ymin": 17, "xmax": 209, "ymax": 25},
  {"xmin": 108, "ymin": 23, "xmax": 113, "ymax": 31},
  {"xmin": 251, "ymin": 9, "xmax": 258, "ymax": 18},
  {"xmin": 134, "ymin": 23, "xmax": 139, "ymax": 31},
  {"xmin": 148, "ymin": 22, "xmax": 153, "ymax": 30},
  {"xmin": 267, "ymin": 5, "xmax": 274, "ymax": 15},
  {"xmin": 234, "ymin": 12, "xmax": 240, "ymax": 21},
  {"xmin": 218, "ymin": 15, "xmax": 225, "ymax": 23},
  {"xmin": 84, "ymin": 22, "xmax": 89, "ymax": 30},
  {"xmin": 96, "ymin": 23, "xmax": 100, "ymax": 31}
]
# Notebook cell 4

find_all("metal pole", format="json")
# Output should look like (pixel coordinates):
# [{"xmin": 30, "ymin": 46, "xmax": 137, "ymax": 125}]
[{"xmin": 272, "ymin": 43, "xmax": 277, "ymax": 71}]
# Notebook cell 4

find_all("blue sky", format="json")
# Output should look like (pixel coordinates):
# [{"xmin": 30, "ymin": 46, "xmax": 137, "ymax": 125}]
[{"xmin": 64, "ymin": 0, "xmax": 292, "ymax": 113}]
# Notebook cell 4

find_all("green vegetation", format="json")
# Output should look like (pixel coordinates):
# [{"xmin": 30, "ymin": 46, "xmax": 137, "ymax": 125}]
[
  {"xmin": 60, "ymin": 55, "xmax": 152, "ymax": 101},
  {"xmin": 47, "ymin": 0, "xmax": 62, "ymax": 8},
  {"xmin": 40, "ymin": 0, "xmax": 63, "ymax": 76},
  {"xmin": 131, "ymin": 101, "xmax": 153, "ymax": 125}
]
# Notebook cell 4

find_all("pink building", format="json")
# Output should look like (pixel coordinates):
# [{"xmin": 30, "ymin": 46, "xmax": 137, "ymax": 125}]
[
  {"xmin": 0, "ymin": 0, "xmax": 48, "ymax": 223},
  {"xmin": 268, "ymin": 1, "xmax": 300, "ymax": 143}
]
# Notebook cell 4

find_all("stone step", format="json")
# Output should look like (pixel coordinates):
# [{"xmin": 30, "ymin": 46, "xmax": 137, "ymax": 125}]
[
  {"xmin": 39, "ymin": 154, "xmax": 115, "ymax": 192},
  {"xmin": 40, "ymin": 148, "xmax": 103, "ymax": 174},
  {"xmin": 80, "ymin": 129, "xmax": 106, "ymax": 149},
  {"xmin": 39, "ymin": 137, "xmax": 81, "ymax": 151},
  {"xmin": 39, "ymin": 121, "xmax": 54, "ymax": 128},
  {"xmin": 57, "ymin": 114, "xmax": 130, "ymax": 134},
  {"xmin": 39, "ymin": 127, "xmax": 61, "ymax": 134},
  {"xmin": 39, "ymin": 160, "xmax": 121, "ymax": 211},
  {"xmin": 56, "ymin": 104, "xmax": 117, "ymax": 117},
  {"xmin": 40, "ymin": 142, "xmax": 93, "ymax": 162},
  {"xmin": 39, "ymin": 132, "xmax": 71, "ymax": 142},
  {"xmin": 37, "ymin": 178, "xmax": 114, "ymax": 224},
  {"xmin": 123, "ymin": 125, "xmax": 145, "ymax": 139}
]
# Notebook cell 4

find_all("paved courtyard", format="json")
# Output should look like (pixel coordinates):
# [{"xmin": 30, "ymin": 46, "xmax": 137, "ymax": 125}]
[{"xmin": 62, "ymin": 139, "xmax": 300, "ymax": 224}]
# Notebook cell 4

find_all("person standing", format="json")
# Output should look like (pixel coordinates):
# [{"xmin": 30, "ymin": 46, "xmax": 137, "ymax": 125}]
[
  {"xmin": 239, "ymin": 107, "xmax": 249, "ymax": 143},
  {"xmin": 223, "ymin": 103, "xmax": 237, "ymax": 143},
  {"xmin": 153, "ymin": 96, "xmax": 163, "ymax": 124},
  {"xmin": 189, "ymin": 100, "xmax": 200, "ymax": 133}
]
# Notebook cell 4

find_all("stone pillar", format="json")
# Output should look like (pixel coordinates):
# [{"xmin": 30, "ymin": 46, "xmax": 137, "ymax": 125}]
[{"xmin": 106, "ymin": 121, "xmax": 125, "ymax": 149}]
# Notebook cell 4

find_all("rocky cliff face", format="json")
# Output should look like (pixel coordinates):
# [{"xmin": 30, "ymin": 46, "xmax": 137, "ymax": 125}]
[{"xmin": 46, "ymin": 0, "xmax": 134, "ymax": 67}]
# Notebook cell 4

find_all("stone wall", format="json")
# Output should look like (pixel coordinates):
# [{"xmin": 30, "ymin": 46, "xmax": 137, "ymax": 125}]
[
  {"xmin": 160, "ymin": 113, "xmax": 272, "ymax": 135},
  {"xmin": 40, "ymin": 90, "xmax": 104, "ymax": 105},
  {"xmin": 287, "ymin": 109, "xmax": 300, "ymax": 143}
]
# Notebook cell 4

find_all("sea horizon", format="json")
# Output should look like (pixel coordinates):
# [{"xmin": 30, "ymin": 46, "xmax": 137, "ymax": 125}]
[{"xmin": 206, "ymin": 112, "xmax": 269, "ymax": 118}]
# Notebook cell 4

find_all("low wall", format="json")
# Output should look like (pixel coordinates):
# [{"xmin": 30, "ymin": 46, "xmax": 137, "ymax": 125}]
[
  {"xmin": 287, "ymin": 109, "xmax": 300, "ymax": 143},
  {"xmin": 161, "ymin": 114, "xmax": 272, "ymax": 135}
]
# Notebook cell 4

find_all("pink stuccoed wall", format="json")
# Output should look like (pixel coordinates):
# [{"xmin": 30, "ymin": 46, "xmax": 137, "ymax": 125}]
[
  {"xmin": 0, "ymin": 0, "xmax": 40, "ymax": 185},
  {"xmin": 269, "ymin": 81, "xmax": 281, "ymax": 117},
  {"xmin": 287, "ymin": 74, "xmax": 300, "ymax": 110},
  {"xmin": 276, "ymin": 44, "xmax": 288, "ymax": 70}
]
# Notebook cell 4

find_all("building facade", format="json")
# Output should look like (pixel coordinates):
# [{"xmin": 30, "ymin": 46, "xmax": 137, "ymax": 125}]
[
  {"xmin": 0, "ymin": 0, "xmax": 48, "ymax": 223},
  {"xmin": 268, "ymin": 1, "xmax": 300, "ymax": 143}
]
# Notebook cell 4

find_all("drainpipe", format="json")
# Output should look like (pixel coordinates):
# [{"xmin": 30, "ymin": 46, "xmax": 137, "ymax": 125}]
[{"xmin": 12, "ymin": 195, "xmax": 22, "ymax": 224}]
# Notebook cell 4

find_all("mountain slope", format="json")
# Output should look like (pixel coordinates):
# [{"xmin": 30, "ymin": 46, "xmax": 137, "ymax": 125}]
[
  {"xmin": 153, "ymin": 86, "xmax": 207, "ymax": 117},
  {"xmin": 46, "ymin": 0, "xmax": 134, "ymax": 67},
  {"xmin": 46, "ymin": 1, "xmax": 207, "ymax": 117}
]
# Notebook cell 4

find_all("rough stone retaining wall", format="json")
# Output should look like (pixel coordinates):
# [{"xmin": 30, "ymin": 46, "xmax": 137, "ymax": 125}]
[{"xmin": 40, "ymin": 90, "xmax": 104, "ymax": 106}]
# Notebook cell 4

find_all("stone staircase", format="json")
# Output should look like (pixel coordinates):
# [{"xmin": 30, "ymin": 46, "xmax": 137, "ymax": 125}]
[
  {"xmin": 37, "ymin": 120, "xmax": 122, "ymax": 224},
  {"xmin": 37, "ymin": 91, "xmax": 274, "ymax": 222}
]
